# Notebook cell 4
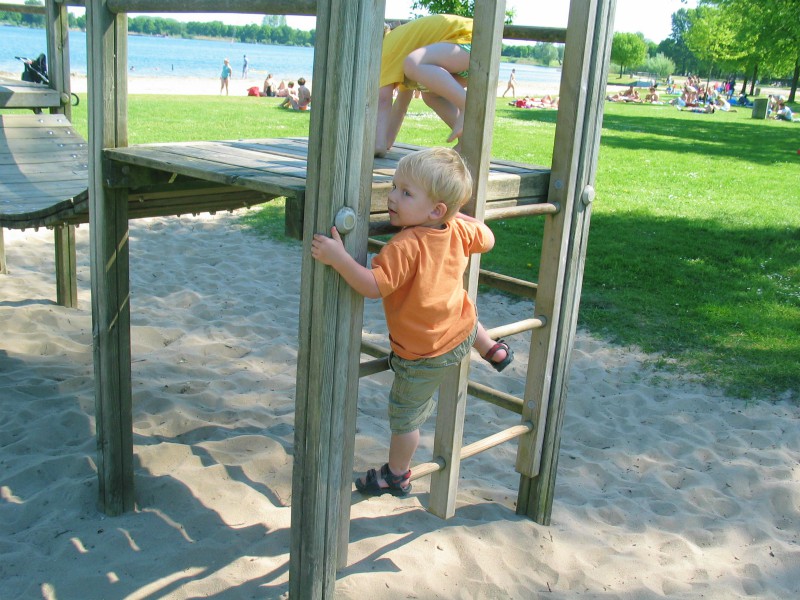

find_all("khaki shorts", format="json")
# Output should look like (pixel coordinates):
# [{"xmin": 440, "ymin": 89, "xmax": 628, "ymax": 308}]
[{"xmin": 387, "ymin": 325, "xmax": 477, "ymax": 435}]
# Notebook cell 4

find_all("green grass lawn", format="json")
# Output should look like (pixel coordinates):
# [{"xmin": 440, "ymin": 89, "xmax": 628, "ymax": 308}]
[{"xmin": 63, "ymin": 93, "xmax": 799, "ymax": 402}]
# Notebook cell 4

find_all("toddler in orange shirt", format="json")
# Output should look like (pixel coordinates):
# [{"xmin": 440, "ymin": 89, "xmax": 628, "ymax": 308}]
[{"xmin": 311, "ymin": 147, "xmax": 509, "ymax": 496}]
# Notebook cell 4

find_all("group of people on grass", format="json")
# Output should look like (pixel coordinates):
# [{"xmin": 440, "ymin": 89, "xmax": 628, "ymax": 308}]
[
  {"xmin": 510, "ymin": 95, "xmax": 559, "ymax": 109},
  {"xmin": 606, "ymin": 84, "xmax": 662, "ymax": 104},
  {"xmin": 603, "ymin": 75, "xmax": 797, "ymax": 119},
  {"xmin": 767, "ymin": 95, "xmax": 795, "ymax": 121}
]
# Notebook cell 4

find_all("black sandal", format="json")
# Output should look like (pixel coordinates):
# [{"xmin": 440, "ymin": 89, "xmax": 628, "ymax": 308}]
[
  {"xmin": 355, "ymin": 463, "xmax": 412, "ymax": 497},
  {"xmin": 483, "ymin": 339, "xmax": 514, "ymax": 372}
]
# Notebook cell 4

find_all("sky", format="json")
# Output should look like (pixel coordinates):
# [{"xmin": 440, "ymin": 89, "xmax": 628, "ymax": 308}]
[{"xmin": 49, "ymin": 0, "xmax": 697, "ymax": 44}]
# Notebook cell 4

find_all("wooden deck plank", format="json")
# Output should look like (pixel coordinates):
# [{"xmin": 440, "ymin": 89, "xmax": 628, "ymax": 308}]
[
  {"xmin": 0, "ymin": 77, "xmax": 61, "ymax": 109},
  {"xmin": 3, "ymin": 130, "xmax": 550, "ymax": 230},
  {"xmin": 107, "ymin": 138, "xmax": 549, "ymax": 202},
  {"xmin": 105, "ymin": 146, "xmax": 307, "ymax": 198}
]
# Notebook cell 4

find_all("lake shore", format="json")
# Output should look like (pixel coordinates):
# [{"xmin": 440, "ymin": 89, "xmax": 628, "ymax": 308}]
[{"xmin": 61, "ymin": 72, "xmax": 562, "ymax": 98}]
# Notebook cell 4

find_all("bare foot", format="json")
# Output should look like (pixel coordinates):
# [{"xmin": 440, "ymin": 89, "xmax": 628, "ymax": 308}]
[{"xmin": 446, "ymin": 111, "xmax": 464, "ymax": 143}]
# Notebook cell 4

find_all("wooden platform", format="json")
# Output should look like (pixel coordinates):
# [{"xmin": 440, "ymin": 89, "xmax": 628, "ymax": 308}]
[
  {"xmin": 1, "ymin": 124, "xmax": 551, "ymax": 235},
  {"xmin": 0, "ymin": 113, "xmax": 88, "ymax": 228},
  {"xmin": 0, "ymin": 114, "xmax": 272, "ymax": 230},
  {"xmin": 0, "ymin": 76, "xmax": 62, "ymax": 110},
  {"xmin": 105, "ymin": 138, "xmax": 551, "ymax": 237}
]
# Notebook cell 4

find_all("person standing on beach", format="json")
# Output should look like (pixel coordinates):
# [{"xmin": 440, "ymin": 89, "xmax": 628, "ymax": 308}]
[
  {"xmin": 311, "ymin": 147, "xmax": 497, "ymax": 496},
  {"xmin": 220, "ymin": 58, "xmax": 232, "ymax": 95},
  {"xmin": 242, "ymin": 54, "xmax": 249, "ymax": 79},
  {"xmin": 502, "ymin": 68, "xmax": 516, "ymax": 98}
]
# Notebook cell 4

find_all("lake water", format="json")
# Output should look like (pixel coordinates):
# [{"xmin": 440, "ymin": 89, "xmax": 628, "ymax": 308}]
[{"xmin": 0, "ymin": 24, "xmax": 561, "ymax": 87}]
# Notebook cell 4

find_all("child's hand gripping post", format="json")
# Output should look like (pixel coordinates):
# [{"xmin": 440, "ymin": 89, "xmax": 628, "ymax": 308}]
[{"xmin": 310, "ymin": 222, "xmax": 380, "ymax": 299}]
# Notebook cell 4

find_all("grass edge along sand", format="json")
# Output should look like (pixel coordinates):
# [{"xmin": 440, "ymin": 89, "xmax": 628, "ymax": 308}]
[{"xmin": 59, "ymin": 91, "xmax": 799, "ymax": 403}]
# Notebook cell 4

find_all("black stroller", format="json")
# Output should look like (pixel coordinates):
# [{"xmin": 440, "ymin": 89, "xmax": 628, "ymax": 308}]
[
  {"xmin": 14, "ymin": 53, "xmax": 78, "ymax": 110},
  {"xmin": 17, "ymin": 53, "xmax": 49, "ymax": 85}
]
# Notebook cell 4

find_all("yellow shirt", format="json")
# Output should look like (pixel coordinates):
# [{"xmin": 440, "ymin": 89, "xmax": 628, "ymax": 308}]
[
  {"xmin": 380, "ymin": 15, "xmax": 473, "ymax": 89},
  {"xmin": 371, "ymin": 218, "xmax": 492, "ymax": 360}
]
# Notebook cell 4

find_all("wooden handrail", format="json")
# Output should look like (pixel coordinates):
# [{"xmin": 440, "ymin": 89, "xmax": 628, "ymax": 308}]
[{"xmin": 102, "ymin": 1, "xmax": 567, "ymax": 43}]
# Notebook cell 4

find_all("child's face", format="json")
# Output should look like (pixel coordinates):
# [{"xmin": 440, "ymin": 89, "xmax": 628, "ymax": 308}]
[{"xmin": 388, "ymin": 172, "xmax": 444, "ymax": 228}]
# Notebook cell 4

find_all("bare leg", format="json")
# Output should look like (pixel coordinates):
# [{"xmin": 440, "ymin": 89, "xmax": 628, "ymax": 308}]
[
  {"xmin": 358, "ymin": 429, "xmax": 419, "ymax": 488},
  {"xmin": 403, "ymin": 43, "xmax": 469, "ymax": 143},
  {"xmin": 388, "ymin": 429, "xmax": 419, "ymax": 475},
  {"xmin": 421, "ymin": 91, "xmax": 458, "ymax": 128},
  {"xmin": 375, "ymin": 86, "xmax": 413, "ymax": 157},
  {"xmin": 386, "ymin": 89, "xmax": 413, "ymax": 151},
  {"xmin": 374, "ymin": 85, "xmax": 395, "ymax": 157}
]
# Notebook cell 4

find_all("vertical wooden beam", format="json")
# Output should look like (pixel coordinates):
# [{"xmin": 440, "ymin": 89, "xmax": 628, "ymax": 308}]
[
  {"xmin": 45, "ymin": 0, "xmax": 71, "ymax": 118},
  {"xmin": 0, "ymin": 228, "xmax": 6, "ymax": 274},
  {"xmin": 428, "ymin": 0, "xmax": 507, "ymax": 519},
  {"xmin": 86, "ymin": 0, "xmax": 134, "ymax": 516},
  {"xmin": 516, "ymin": 0, "xmax": 616, "ymax": 524},
  {"xmin": 290, "ymin": 0, "xmax": 384, "ymax": 596},
  {"xmin": 54, "ymin": 224, "xmax": 77, "ymax": 307},
  {"xmin": 46, "ymin": 0, "xmax": 78, "ymax": 307}
]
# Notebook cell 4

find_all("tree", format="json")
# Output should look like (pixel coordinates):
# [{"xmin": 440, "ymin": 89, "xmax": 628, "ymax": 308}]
[
  {"xmin": 703, "ymin": 0, "xmax": 800, "ymax": 101},
  {"xmin": 644, "ymin": 53, "xmax": 677, "ymax": 79},
  {"xmin": 411, "ymin": 0, "xmax": 515, "ymax": 23},
  {"xmin": 610, "ymin": 32, "xmax": 647, "ymax": 78},
  {"xmin": 684, "ymin": 4, "xmax": 747, "ymax": 84},
  {"xmin": 532, "ymin": 43, "xmax": 558, "ymax": 66},
  {"xmin": 661, "ymin": 8, "xmax": 697, "ymax": 75},
  {"xmin": 262, "ymin": 15, "xmax": 287, "ymax": 28}
]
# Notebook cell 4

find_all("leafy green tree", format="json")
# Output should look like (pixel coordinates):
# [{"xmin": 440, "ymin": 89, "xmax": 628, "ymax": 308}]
[
  {"xmin": 411, "ymin": 0, "xmax": 515, "ymax": 23},
  {"xmin": 684, "ymin": 4, "xmax": 747, "ymax": 84},
  {"xmin": 644, "ymin": 53, "xmax": 677, "ymax": 79},
  {"xmin": 659, "ymin": 8, "xmax": 697, "ymax": 75},
  {"xmin": 703, "ymin": 0, "xmax": 800, "ymax": 101},
  {"xmin": 532, "ymin": 43, "xmax": 558, "ymax": 66},
  {"xmin": 610, "ymin": 32, "xmax": 647, "ymax": 77},
  {"xmin": 262, "ymin": 15, "xmax": 287, "ymax": 28}
]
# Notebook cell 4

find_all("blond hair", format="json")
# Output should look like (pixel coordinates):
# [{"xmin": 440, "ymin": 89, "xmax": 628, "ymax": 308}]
[{"xmin": 395, "ymin": 147, "xmax": 473, "ymax": 221}]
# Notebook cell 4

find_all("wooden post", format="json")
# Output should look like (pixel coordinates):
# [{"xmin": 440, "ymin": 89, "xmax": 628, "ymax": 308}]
[
  {"xmin": 290, "ymin": 0, "xmax": 383, "ymax": 596},
  {"xmin": 428, "ymin": 0, "xmax": 506, "ymax": 519},
  {"xmin": 515, "ymin": 0, "xmax": 616, "ymax": 524},
  {"xmin": 45, "ymin": 0, "xmax": 71, "ymax": 118},
  {"xmin": 46, "ymin": 0, "xmax": 79, "ymax": 307},
  {"xmin": 86, "ymin": 0, "xmax": 134, "ymax": 515},
  {"xmin": 54, "ymin": 224, "xmax": 77, "ymax": 307},
  {"xmin": 0, "ymin": 228, "xmax": 6, "ymax": 274}
]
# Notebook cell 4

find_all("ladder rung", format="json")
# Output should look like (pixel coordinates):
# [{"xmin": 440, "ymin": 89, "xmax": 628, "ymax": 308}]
[
  {"xmin": 467, "ymin": 380, "xmax": 524, "ymax": 414},
  {"xmin": 478, "ymin": 269, "xmax": 537, "ymax": 298},
  {"xmin": 360, "ymin": 339, "xmax": 389, "ymax": 358},
  {"xmin": 410, "ymin": 422, "xmax": 534, "ymax": 482},
  {"xmin": 486, "ymin": 317, "xmax": 546, "ymax": 340},
  {"xmin": 368, "ymin": 202, "xmax": 558, "ymax": 236},
  {"xmin": 485, "ymin": 202, "xmax": 559, "ymax": 221},
  {"xmin": 359, "ymin": 357, "xmax": 389, "ymax": 378}
]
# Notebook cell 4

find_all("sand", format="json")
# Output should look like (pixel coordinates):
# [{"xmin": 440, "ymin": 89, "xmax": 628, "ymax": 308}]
[
  {"xmin": 62, "ymin": 73, "xmax": 560, "ymax": 100},
  {"xmin": 1, "ymin": 211, "xmax": 798, "ymax": 600}
]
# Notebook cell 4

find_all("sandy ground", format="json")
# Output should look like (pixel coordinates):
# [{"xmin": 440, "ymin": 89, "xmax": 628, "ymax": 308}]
[
  {"xmin": 57, "ymin": 73, "xmax": 559, "ymax": 99},
  {"xmin": 1, "ymin": 211, "xmax": 798, "ymax": 599}
]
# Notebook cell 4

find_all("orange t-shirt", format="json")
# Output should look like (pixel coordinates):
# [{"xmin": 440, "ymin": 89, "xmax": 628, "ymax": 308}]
[{"xmin": 371, "ymin": 219, "xmax": 493, "ymax": 360}]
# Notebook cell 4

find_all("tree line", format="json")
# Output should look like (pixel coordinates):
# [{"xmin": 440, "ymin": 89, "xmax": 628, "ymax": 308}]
[
  {"xmin": 0, "ymin": 9, "xmax": 315, "ymax": 47},
  {"xmin": 611, "ymin": 0, "xmax": 798, "ymax": 101}
]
